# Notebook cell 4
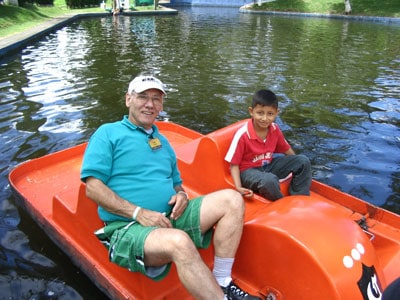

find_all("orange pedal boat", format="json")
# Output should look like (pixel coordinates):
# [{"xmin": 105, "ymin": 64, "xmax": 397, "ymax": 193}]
[{"xmin": 8, "ymin": 120, "xmax": 400, "ymax": 300}]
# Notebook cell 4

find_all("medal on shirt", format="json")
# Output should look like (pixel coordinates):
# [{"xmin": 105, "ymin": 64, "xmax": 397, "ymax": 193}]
[{"xmin": 149, "ymin": 137, "xmax": 162, "ymax": 150}]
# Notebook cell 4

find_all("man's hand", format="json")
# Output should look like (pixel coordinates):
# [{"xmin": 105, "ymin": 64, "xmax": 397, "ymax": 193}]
[
  {"xmin": 168, "ymin": 192, "xmax": 189, "ymax": 220},
  {"xmin": 136, "ymin": 209, "xmax": 172, "ymax": 228}
]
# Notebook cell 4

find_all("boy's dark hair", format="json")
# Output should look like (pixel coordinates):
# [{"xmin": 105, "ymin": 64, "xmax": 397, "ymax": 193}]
[{"xmin": 252, "ymin": 89, "xmax": 278, "ymax": 109}]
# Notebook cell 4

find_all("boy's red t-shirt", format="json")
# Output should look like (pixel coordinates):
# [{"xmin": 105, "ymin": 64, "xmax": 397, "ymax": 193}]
[{"xmin": 225, "ymin": 119, "xmax": 291, "ymax": 172}]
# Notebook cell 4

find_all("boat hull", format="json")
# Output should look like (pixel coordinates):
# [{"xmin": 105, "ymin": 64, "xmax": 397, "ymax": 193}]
[{"xmin": 9, "ymin": 120, "xmax": 400, "ymax": 299}]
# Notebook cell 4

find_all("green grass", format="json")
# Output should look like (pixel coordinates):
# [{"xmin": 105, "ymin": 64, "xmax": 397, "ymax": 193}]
[
  {"xmin": 1, "ymin": 0, "xmax": 399, "ymax": 38},
  {"xmin": 253, "ymin": 0, "xmax": 400, "ymax": 17},
  {"xmin": 0, "ymin": 0, "xmax": 157, "ymax": 38},
  {"xmin": 0, "ymin": 0, "xmax": 103, "ymax": 37}
]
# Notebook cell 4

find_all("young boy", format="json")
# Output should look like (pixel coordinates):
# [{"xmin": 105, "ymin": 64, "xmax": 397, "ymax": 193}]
[{"xmin": 225, "ymin": 89, "xmax": 312, "ymax": 200}]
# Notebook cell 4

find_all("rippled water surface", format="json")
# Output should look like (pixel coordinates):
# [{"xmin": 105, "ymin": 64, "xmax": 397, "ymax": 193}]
[{"xmin": 0, "ymin": 6, "xmax": 399, "ymax": 298}]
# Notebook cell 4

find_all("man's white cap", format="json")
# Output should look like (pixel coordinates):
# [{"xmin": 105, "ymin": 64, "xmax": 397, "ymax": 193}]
[{"xmin": 128, "ymin": 75, "xmax": 166, "ymax": 95}]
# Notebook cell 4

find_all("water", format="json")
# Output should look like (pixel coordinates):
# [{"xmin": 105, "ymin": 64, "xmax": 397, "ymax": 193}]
[{"xmin": 1, "ymin": 6, "xmax": 400, "ymax": 298}]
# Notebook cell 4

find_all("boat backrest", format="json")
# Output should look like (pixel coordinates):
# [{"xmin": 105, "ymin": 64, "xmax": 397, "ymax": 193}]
[
  {"xmin": 207, "ymin": 120, "xmax": 246, "ymax": 178},
  {"xmin": 173, "ymin": 120, "xmax": 245, "ymax": 194},
  {"xmin": 53, "ymin": 183, "xmax": 103, "ymax": 237},
  {"xmin": 175, "ymin": 136, "xmax": 232, "ymax": 194}
]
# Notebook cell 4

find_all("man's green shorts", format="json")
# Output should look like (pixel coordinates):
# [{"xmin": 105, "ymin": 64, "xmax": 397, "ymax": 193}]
[{"xmin": 94, "ymin": 196, "xmax": 213, "ymax": 281}]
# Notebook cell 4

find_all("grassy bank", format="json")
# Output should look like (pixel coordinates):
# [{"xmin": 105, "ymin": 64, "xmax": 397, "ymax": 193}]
[
  {"xmin": 1, "ymin": 0, "xmax": 399, "ymax": 38},
  {"xmin": 0, "ymin": 0, "xmax": 159, "ymax": 38},
  {"xmin": 253, "ymin": 0, "xmax": 400, "ymax": 18},
  {"xmin": 0, "ymin": 0, "xmax": 103, "ymax": 37}
]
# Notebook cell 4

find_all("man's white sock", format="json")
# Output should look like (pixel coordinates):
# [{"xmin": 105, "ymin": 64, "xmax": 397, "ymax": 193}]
[{"xmin": 213, "ymin": 256, "xmax": 234, "ymax": 287}]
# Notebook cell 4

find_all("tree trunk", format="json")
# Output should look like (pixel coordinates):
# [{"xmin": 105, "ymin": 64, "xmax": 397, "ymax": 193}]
[{"xmin": 344, "ymin": 0, "xmax": 352, "ymax": 14}]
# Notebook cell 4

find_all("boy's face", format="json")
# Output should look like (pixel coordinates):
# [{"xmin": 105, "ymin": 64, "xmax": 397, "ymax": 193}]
[{"xmin": 249, "ymin": 104, "xmax": 279, "ymax": 130}]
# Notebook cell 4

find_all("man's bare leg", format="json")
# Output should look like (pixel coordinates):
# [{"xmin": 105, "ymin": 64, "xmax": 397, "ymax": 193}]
[
  {"xmin": 144, "ymin": 228, "xmax": 225, "ymax": 300},
  {"xmin": 200, "ymin": 189, "xmax": 244, "ymax": 258}
]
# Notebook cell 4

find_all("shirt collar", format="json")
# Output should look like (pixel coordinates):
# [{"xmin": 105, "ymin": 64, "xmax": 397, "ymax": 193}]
[
  {"xmin": 122, "ymin": 115, "xmax": 158, "ymax": 135},
  {"xmin": 247, "ymin": 118, "xmax": 276, "ymax": 140}
]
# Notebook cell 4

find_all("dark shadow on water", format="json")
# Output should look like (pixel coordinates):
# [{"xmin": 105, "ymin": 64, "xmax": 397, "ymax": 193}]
[
  {"xmin": 18, "ymin": 207, "xmax": 108, "ymax": 299},
  {"xmin": 0, "ymin": 196, "xmax": 108, "ymax": 300}
]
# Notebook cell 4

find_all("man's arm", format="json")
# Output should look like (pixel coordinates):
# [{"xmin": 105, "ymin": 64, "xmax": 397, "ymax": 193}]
[
  {"xmin": 86, "ymin": 176, "xmax": 172, "ymax": 227},
  {"xmin": 86, "ymin": 176, "xmax": 135, "ymax": 219}
]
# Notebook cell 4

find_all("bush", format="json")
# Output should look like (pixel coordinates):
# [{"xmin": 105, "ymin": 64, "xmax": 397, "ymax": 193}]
[
  {"xmin": 65, "ymin": 0, "xmax": 99, "ymax": 8},
  {"xmin": 17, "ymin": 0, "xmax": 54, "ymax": 6},
  {"xmin": 36, "ymin": 0, "xmax": 54, "ymax": 5},
  {"xmin": 18, "ymin": 0, "xmax": 34, "ymax": 6},
  {"xmin": 135, "ymin": 0, "xmax": 153, "ymax": 6}
]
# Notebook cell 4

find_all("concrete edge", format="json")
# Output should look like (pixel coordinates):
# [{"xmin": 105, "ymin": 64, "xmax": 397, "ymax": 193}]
[
  {"xmin": 0, "ymin": 8, "xmax": 178, "ymax": 61},
  {"xmin": 2, "ymin": 6, "xmax": 399, "ymax": 61}
]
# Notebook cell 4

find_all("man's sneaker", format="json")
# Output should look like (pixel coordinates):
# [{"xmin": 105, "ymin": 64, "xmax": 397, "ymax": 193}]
[{"xmin": 221, "ymin": 281, "xmax": 261, "ymax": 300}]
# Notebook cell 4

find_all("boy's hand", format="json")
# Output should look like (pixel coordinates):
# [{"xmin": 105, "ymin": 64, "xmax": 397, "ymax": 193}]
[{"xmin": 238, "ymin": 187, "xmax": 253, "ymax": 198}]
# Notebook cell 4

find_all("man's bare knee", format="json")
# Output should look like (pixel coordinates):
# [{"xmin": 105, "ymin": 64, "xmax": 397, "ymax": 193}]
[
  {"xmin": 221, "ymin": 189, "xmax": 245, "ymax": 212},
  {"xmin": 146, "ymin": 229, "xmax": 196, "ymax": 261}
]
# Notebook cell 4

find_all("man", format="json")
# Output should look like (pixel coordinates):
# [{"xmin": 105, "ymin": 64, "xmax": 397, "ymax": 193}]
[{"xmin": 80, "ymin": 75, "xmax": 260, "ymax": 300}]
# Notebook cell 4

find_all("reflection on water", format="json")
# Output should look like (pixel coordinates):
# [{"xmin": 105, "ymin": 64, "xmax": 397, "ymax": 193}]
[{"xmin": 0, "ymin": 6, "xmax": 399, "ymax": 298}]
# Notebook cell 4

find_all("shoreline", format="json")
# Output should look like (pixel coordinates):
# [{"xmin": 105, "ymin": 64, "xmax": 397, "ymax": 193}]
[
  {"xmin": 1, "ymin": 6, "xmax": 399, "ymax": 61},
  {"xmin": 239, "ymin": 8, "xmax": 400, "ymax": 24},
  {"xmin": 0, "ymin": 8, "xmax": 178, "ymax": 60}
]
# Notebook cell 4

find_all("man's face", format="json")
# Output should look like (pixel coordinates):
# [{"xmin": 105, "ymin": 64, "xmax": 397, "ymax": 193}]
[{"xmin": 125, "ymin": 88, "xmax": 164, "ymax": 130}]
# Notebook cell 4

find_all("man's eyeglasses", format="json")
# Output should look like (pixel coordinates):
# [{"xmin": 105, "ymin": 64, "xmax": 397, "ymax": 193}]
[{"xmin": 134, "ymin": 93, "xmax": 163, "ymax": 107}]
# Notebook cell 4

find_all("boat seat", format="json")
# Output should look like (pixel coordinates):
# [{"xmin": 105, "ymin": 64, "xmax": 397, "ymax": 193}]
[
  {"xmin": 52, "ymin": 183, "xmax": 103, "ymax": 247},
  {"xmin": 53, "ymin": 182, "xmax": 207, "ymax": 299}
]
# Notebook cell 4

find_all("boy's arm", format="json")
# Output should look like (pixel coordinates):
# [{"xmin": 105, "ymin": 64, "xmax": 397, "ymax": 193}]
[
  {"xmin": 230, "ymin": 164, "xmax": 253, "ymax": 197},
  {"xmin": 285, "ymin": 147, "xmax": 296, "ymax": 155}
]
